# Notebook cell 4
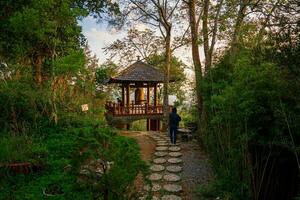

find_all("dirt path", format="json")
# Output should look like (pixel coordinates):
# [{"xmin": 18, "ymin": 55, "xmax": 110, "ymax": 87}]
[
  {"xmin": 120, "ymin": 131, "xmax": 213, "ymax": 200},
  {"xmin": 120, "ymin": 131, "xmax": 156, "ymax": 163},
  {"xmin": 181, "ymin": 140, "xmax": 213, "ymax": 200}
]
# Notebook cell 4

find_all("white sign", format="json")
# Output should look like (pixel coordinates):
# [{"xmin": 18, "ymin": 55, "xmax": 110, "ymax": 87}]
[{"xmin": 81, "ymin": 104, "xmax": 89, "ymax": 112}]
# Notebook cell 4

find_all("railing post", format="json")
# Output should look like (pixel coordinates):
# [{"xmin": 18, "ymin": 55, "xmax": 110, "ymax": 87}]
[
  {"xmin": 113, "ymin": 103, "xmax": 116, "ymax": 115},
  {"xmin": 145, "ymin": 103, "xmax": 148, "ymax": 114},
  {"xmin": 131, "ymin": 100, "xmax": 134, "ymax": 114}
]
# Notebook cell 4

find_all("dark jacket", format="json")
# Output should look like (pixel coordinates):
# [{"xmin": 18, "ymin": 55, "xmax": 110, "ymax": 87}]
[{"xmin": 169, "ymin": 111, "xmax": 181, "ymax": 128}]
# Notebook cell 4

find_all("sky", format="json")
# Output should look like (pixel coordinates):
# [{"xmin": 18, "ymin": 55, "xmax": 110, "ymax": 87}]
[
  {"xmin": 79, "ymin": 16, "xmax": 195, "ymax": 68},
  {"xmin": 79, "ymin": 16, "xmax": 126, "ymax": 62}
]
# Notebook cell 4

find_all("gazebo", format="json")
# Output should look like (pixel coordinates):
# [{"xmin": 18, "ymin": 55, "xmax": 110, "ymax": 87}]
[{"xmin": 105, "ymin": 59, "xmax": 173, "ymax": 131}]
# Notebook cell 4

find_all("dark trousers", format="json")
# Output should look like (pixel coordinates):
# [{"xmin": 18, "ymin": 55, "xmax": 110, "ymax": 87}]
[{"xmin": 169, "ymin": 126, "xmax": 177, "ymax": 144}]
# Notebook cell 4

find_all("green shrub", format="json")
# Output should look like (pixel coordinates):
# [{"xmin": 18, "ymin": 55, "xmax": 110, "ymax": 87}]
[
  {"xmin": 0, "ymin": 135, "xmax": 47, "ymax": 164},
  {"xmin": 200, "ymin": 47, "xmax": 299, "ymax": 199},
  {"xmin": 0, "ymin": 74, "xmax": 51, "ymax": 135},
  {"xmin": 0, "ymin": 114, "xmax": 146, "ymax": 200}
]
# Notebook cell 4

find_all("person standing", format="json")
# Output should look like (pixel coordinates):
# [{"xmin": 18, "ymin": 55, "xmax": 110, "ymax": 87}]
[{"xmin": 169, "ymin": 107, "xmax": 181, "ymax": 144}]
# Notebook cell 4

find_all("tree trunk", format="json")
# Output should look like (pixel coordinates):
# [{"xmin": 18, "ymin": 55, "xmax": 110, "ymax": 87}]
[
  {"xmin": 202, "ymin": 0, "xmax": 210, "ymax": 73},
  {"xmin": 162, "ymin": 26, "xmax": 171, "ymax": 131},
  {"xmin": 230, "ymin": 0, "xmax": 248, "ymax": 57},
  {"xmin": 188, "ymin": 0, "xmax": 203, "ymax": 134},
  {"xmin": 209, "ymin": 0, "xmax": 224, "ymax": 68}
]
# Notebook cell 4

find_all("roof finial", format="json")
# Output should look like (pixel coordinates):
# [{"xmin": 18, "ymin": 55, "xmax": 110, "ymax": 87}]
[{"xmin": 137, "ymin": 55, "xmax": 140, "ymax": 61}]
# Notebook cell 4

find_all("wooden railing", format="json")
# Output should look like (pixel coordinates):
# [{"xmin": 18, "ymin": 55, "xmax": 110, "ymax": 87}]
[{"xmin": 105, "ymin": 101, "xmax": 170, "ymax": 116}]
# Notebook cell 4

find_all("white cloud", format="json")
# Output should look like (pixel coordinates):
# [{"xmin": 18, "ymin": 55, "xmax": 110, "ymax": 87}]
[
  {"xmin": 134, "ymin": 23, "xmax": 148, "ymax": 31},
  {"xmin": 82, "ymin": 27, "xmax": 125, "ymax": 62}
]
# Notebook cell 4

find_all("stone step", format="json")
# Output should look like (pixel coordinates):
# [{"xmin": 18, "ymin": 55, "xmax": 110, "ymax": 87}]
[
  {"xmin": 154, "ymin": 151, "xmax": 168, "ymax": 157},
  {"xmin": 168, "ymin": 146, "xmax": 181, "ymax": 151},
  {"xmin": 163, "ymin": 184, "xmax": 182, "ymax": 193},
  {"xmin": 156, "ymin": 146, "xmax": 168, "ymax": 151},
  {"xmin": 143, "ymin": 183, "xmax": 161, "ymax": 192},
  {"xmin": 163, "ymin": 173, "xmax": 181, "ymax": 182},
  {"xmin": 153, "ymin": 158, "xmax": 167, "ymax": 164},
  {"xmin": 166, "ymin": 165, "xmax": 182, "ymax": 173},
  {"xmin": 156, "ymin": 143, "xmax": 169, "ymax": 146},
  {"xmin": 148, "ymin": 173, "xmax": 163, "ymax": 181},
  {"xmin": 150, "ymin": 164, "xmax": 165, "ymax": 172},
  {"xmin": 167, "ymin": 158, "xmax": 182, "ymax": 164},
  {"xmin": 168, "ymin": 152, "xmax": 182, "ymax": 157}
]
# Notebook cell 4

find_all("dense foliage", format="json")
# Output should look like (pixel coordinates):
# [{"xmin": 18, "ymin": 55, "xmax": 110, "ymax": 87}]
[
  {"xmin": 0, "ymin": 54, "xmax": 145, "ymax": 200},
  {"xmin": 0, "ymin": 1, "xmax": 145, "ymax": 199},
  {"xmin": 198, "ymin": 37, "xmax": 300, "ymax": 199}
]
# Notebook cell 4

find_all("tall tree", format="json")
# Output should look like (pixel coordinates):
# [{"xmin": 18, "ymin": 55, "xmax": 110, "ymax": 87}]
[
  {"xmin": 0, "ymin": 0, "xmax": 119, "ymax": 85},
  {"xmin": 118, "ymin": 0, "xmax": 182, "ymax": 129},
  {"xmin": 184, "ymin": 0, "xmax": 204, "ymax": 135},
  {"xmin": 202, "ymin": 0, "xmax": 224, "ymax": 71}
]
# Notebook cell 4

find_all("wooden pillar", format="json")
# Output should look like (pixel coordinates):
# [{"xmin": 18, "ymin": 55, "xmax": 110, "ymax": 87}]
[
  {"xmin": 146, "ymin": 83, "xmax": 150, "ymax": 131},
  {"xmin": 146, "ymin": 83, "xmax": 150, "ymax": 104},
  {"xmin": 154, "ymin": 83, "xmax": 157, "ymax": 106},
  {"xmin": 126, "ymin": 84, "xmax": 130, "ymax": 106},
  {"xmin": 121, "ymin": 84, "xmax": 125, "ymax": 104},
  {"xmin": 126, "ymin": 84, "xmax": 130, "ymax": 129},
  {"xmin": 149, "ymin": 83, "xmax": 160, "ymax": 131},
  {"xmin": 147, "ymin": 119, "xmax": 150, "ymax": 131}
]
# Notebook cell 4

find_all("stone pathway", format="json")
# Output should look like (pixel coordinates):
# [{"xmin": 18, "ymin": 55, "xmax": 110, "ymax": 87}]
[{"xmin": 139, "ymin": 132, "xmax": 183, "ymax": 200}]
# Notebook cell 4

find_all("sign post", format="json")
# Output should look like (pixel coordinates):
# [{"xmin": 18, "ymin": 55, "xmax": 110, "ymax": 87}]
[{"xmin": 81, "ymin": 104, "xmax": 89, "ymax": 112}]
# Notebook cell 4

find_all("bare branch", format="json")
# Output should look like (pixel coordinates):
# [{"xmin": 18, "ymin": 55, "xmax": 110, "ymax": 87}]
[
  {"xmin": 129, "ymin": 0, "xmax": 160, "ymax": 22},
  {"xmin": 167, "ymin": 0, "xmax": 181, "ymax": 20}
]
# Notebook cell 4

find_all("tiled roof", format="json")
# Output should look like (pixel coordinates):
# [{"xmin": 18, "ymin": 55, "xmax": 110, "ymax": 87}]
[{"xmin": 108, "ymin": 61, "xmax": 167, "ymax": 83}]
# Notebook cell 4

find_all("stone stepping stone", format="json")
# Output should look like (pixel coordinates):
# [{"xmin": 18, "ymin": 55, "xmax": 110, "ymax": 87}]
[
  {"xmin": 156, "ymin": 146, "xmax": 168, "ymax": 151},
  {"xmin": 144, "ymin": 183, "xmax": 162, "ymax": 192},
  {"xmin": 168, "ymin": 146, "xmax": 181, "ymax": 152},
  {"xmin": 167, "ymin": 158, "xmax": 182, "ymax": 164},
  {"xmin": 156, "ymin": 140, "xmax": 167, "ymax": 143},
  {"xmin": 169, "ymin": 144, "xmax": 180, "ymax": 146},
  {"xmin": 148, "ymin": 173, "xmax": 162, "ymax": 181},
  {"xmin": 166, "ymin": 165, "xmax": 182, "ymax": 173},
  {"xmin": 150, "ymin": 164, "xmax": 165, "ymax": 172},
  {"xmin": 157, "ymin": 142, "xmax": 169, "ymax": 144},
  {"xmin": 163, "ymin": 174, "xmax": 181, "ymax": 182},
  {"xmin": 157, "ymin": 143, "xmax": 168, "ymax": 146},
  {"xmin": 168, "ymin": 152, "xmax": 182, "ymax": 157},
  {"xmin": 154, "ymin": 151, "xmax": 168, "ymax": 157},
  {"xmin": 161, "ymin": 195, "xmax": 182, "ymax": 200},
  {"xmin": 153, "ymin": 158, "xmax": 167, "ymax": 164},
  {"xmin": 163, "ymin": 184, "xmax": 182, "ymax": 193},
  {"xmin": 157, "ymin": 141, "xmax": 168, "ymax": 144}
]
